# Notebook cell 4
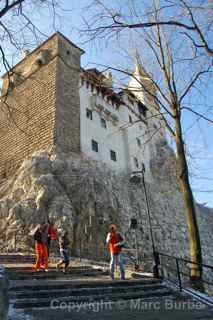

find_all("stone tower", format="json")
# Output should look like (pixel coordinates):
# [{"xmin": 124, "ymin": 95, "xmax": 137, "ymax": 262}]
[{"xmin": 0, "ymin": 32, "xmax": 84, "ymax": 179}]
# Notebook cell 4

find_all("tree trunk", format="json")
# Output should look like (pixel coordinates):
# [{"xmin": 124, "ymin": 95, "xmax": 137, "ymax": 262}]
[{"xmin": 174, "ymin": 112, "xmax": 202, "ymax": 279}]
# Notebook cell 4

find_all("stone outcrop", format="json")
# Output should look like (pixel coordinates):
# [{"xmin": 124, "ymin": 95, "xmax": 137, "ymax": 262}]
[{"xmin": 0, "ymin": 148, "xmax": 212, "ymax": 272}]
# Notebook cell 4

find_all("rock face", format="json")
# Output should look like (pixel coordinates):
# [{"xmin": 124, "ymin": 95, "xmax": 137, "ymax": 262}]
[{"xmin": 0, "ymin": 147, "xmax": 212, "ymax": 272}]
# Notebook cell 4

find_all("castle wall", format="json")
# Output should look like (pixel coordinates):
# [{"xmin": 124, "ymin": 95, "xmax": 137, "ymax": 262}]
[
  {"xmin": 120, "ymin": 94, "xmax": 152, "ymax": 174},
  {"xmin": 54, "ymin": 35, "xmax": 83, "ymax": 154},
  {"xmin": 1, "ymin": 35, "xmax": 59, "ymax": 96},
  {"xmin": 79, "ymin": 83, "xmax": 152, "ymax": 174},
  {"xmin": 0, "ymin": 33, "xmax": 83, "ymax": 179},
  {"xmin": 79, "ymin": 84, "xmax": 129, "ymax": 172},
  {"xmin": 128, "ymin": 67, "xmax": 167, "ymax": 162},
  {"xmin": 0, "ymin": 55, "xmax": 57, "ymax": 178}
]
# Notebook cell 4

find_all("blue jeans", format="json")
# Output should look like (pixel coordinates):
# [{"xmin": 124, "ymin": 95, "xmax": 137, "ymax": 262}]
[
  {"xmin": 110, "ymin": 252, "xmax": 125, "ymax": 279},
  {"xmin": 60, "ymin": 249, "xmax": 70, "ymax": 263}
]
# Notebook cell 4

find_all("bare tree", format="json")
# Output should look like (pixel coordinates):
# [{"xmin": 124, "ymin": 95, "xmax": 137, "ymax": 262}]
[
  {"xmin": 83, "ymin": 0, "xmax": 213, "ymax": 282},
  {"xmin": 83, "ymin": 0, "xmax": 213, "ymax": 57},
  {"xmin": 0, "ymin": 0, "xmax": 63, "ymax": 129},
  {"xmin": 0, "ymin": 1, "xmax": 61, "ymax": 71}
]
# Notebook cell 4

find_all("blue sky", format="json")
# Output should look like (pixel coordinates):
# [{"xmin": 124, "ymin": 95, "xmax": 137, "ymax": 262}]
[{"xmin": 1, "ymin": 0, "xmax": 213, "ymax": 206}]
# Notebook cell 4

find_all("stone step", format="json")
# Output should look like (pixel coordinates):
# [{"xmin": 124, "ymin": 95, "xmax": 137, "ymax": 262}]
[
  {"xmin": 8, "ymin": 271, "xmax": 104, "ymax": 280},
  {"xmin": 10, "ymin": 283, "xmax": 166, "ymax": 299},
  {"xmin": 11, "ymin": 288, "xmax": 174, "ymax": 309},
  {"xmin": 0, "ymin": 254, "xmax": 67, "ymax": 264},
  {"xmin": 9, "ymin": 278, "xmax": 161, "ymax": 292},
  {"xmin": 0, "ymin": 254, "xmax": 35, "ymax": 263},
  {"xmin": 9, "ymin": 297, "xmax": 213, "ymax": 320},
  {"xmin": 6, "ymin": 265, "xmax": 95, "ymax": 272},
  {"xmin": 7, "ymin": 268, "xmax": 104, "ymax": 280}
]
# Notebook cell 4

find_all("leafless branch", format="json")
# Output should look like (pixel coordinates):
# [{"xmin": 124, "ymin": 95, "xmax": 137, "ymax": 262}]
[{"xmin": 182, "ymin": 106, "xmax": 213, "ymax": 124}]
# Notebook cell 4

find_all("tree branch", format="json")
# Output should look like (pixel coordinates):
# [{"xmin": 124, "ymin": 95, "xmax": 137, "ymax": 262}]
[
  {"xmin": 179, "ymin": 68, "xmax": 211, "ymax": 104},
  {"xmin": 0, "ymin": 0, "xmax": 25, "ymax": 19},
  {"xmin": 182, "ymin": 106, "xmax": 213, "ymax": 124}
]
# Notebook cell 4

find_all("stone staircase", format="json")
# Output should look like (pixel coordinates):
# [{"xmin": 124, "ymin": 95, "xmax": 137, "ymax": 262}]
[
  {"xmin": 10, "ymin": 276, "xmax": 172, "ymax": 310},
  {"xmin": 2, "ymin": 257, "xmax": 212, "ymax": 320}
]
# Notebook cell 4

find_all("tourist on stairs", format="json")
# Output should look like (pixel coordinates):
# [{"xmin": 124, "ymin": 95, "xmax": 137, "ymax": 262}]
[
  {"xmin": 106, "ymin": 224, "xmax": 126, "ymax": 280},
  {"xmin": 56, "ymin": 231, "xmax": 70, "ymax": 273},
  {"xmin": 47, "ymin": 219, "xmax": 57, "ymax": 257},
  {"xmin": 33, "ymin": 222, "xmax": 49, "ymax": 272}
]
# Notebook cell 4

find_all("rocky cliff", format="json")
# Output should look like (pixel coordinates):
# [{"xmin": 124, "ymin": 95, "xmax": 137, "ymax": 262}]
[{"xmin": 0, "ymin": 145, "xmax": 212, "ymax": 272}]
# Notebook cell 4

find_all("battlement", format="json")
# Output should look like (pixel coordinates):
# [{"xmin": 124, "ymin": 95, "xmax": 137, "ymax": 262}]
[{"xmin": 1, "ymin": 32, "xmax": 84, "ymax": 95}]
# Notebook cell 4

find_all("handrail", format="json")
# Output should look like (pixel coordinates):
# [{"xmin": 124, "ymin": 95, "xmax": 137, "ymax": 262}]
[
  {"xmin": 155, "ymin": 251, "xmax": 213, "ymax": 305},
  {"xmin": 157, "ymin": 251, "xmax": 213, "ymax": 270}
]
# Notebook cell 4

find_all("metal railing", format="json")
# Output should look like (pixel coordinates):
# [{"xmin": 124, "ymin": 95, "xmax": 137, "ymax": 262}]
[{"xmin": 155, "ymin": 251, "xmax": 213, "ymax": 305}]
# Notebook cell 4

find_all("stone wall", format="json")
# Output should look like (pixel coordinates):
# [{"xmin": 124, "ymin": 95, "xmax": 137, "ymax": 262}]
[
  {"xmin": 0, "ymin": 266, "xmax": 9, "ymax": 320},
  {"xmin": 0, "ymin": 32, "xmax": 83, "ymax": 180},
  {"xmin": 0, "ymin": 35, "xmax": 58, "ymax": 179},
  {"xmin": 54, "ymin": 34, "xmax": 83, "ymax": 154},
  {"xmin": 0, "ymin": 59, "xmax": 57, "ymax": 179}
]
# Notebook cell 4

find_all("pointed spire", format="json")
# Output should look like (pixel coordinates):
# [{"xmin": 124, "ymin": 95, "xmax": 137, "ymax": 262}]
[
  {"xmin": 133, "ymin": 52, "xmax": 151, "ymax": 81},
  {"xmin": 128, "ymin": 52, "xmax": 156, "ymax": 100}
]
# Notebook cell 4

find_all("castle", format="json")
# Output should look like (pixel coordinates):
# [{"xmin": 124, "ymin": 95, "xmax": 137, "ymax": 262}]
[
  {"xmin": 0, "ymin": 32, "xmax": 165, "ymax": 179},
  {"xmin": 0, "ymin": 33, "xmax": 213, "ymax": 277}
]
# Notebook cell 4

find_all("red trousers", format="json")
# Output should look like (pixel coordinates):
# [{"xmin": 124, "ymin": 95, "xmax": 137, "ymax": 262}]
[{"xmin": 35, "ymin": 243, "xmax": 48, "ymax": 270}]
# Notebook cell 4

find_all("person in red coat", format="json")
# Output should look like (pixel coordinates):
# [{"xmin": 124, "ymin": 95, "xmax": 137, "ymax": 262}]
[
  {"xmin": 34, "ymin": 222, "xmax": 49, "ymax": 272},
  {"xmin": 106, "ymin": 224, "xmax": 125, "ymax": 280}
]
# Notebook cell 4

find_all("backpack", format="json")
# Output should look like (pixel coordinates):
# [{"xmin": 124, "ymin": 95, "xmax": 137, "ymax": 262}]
[
  {"xmin": 34, "ymin": 229, "xmax": 42, "ymax": 242},
  {"xmin": 49, "ymin": 226, "xmax": 57, "ymax": 240}
]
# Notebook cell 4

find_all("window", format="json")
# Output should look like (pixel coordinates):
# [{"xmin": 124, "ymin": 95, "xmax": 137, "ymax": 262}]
[
  {"xmin": 129, "ymin": 115, "xmax": 133, "ymax": 123},
  {"xmin": 91, "ymin": 139, "xmax": 98, "ymax": 152},
  {"xmin": 101, "ymin": 118, "xmax": 107, "ymax": 129},
  {"xmin": 110, "ymin": 150, "xmax": 117, "ymax": 162},
  {"xmin": 134, "ymin": 157, "xmax": 139, "ymax": 168},
  {"xmin": 136, "ymin": 138, "xmax": 141, "ymax": 147},
  {"xmin": 138, "ymin": 102, "xmax": 147, "ymax": 118},
  {"xmin": 86, "ymin": 108, "xmax": 93, "ymax": 120}
]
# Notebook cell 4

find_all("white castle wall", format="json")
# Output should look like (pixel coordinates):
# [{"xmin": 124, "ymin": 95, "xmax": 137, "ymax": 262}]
[
  {"xmin": 79, "ymin": 81, "xmax": 155, "ymax": 175},
  {"xmin": 80, "ymin": 84, "xmax": 128, "ymax": 172}
]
